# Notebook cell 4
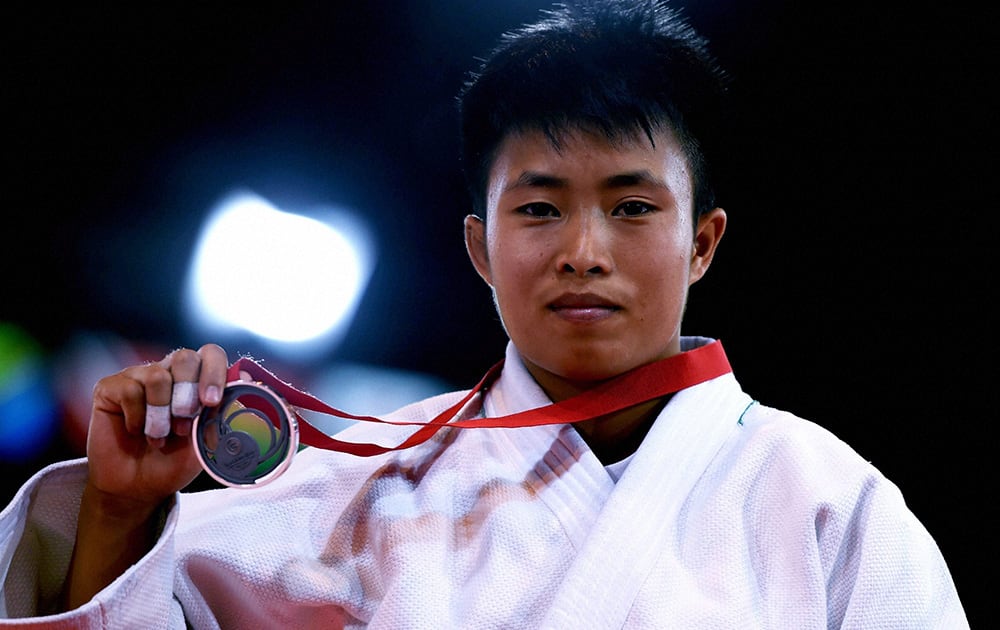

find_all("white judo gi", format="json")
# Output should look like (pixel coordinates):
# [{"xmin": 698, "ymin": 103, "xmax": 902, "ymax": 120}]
[{"xmin": 0, "ymin": 337, "xmax": 968, "ymax": 628}]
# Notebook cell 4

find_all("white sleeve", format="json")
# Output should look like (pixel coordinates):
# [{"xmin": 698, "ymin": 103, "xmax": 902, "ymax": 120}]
[
  {"xmin": 823, "ymin": 469, "xmax": 969, "ymax": 629},
  {"xmin": 0, "ymin": 459, "xmax": 187, "ymax": 628}
]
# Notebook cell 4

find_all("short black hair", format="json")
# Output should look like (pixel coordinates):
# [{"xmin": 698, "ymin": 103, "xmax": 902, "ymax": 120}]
[{"xmin": 458, "ymin": 0, "xmax": 730, "ymax": 220}]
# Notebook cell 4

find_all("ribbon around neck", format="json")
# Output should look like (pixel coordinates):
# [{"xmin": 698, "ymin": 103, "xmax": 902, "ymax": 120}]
[{"xmin": 225, "ymin": 340, "xmax": 732, "ymax": 458}]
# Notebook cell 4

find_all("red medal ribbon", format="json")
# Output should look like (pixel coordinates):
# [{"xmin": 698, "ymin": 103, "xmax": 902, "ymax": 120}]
[{"xmin": 226, "ymin": 340, "xmax": 731, "ymax": 457}]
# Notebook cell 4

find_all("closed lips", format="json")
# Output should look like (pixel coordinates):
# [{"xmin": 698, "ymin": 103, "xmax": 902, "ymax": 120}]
[{"xmin": 548, "ymin": 293, "xmax": 621, "ymax": 310}]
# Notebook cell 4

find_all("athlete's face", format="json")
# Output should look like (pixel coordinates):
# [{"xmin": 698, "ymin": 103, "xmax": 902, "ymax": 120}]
[{"xmin": 465, "ymin": 127, "xmax": 726, "ymax": 399}]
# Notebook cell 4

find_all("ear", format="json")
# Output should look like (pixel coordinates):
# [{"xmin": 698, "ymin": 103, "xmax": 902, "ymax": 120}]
[
  {"xmin": 464, "ymin": 214, "xmax": 493, "ymax": 286},
  {"xmin": 689, "ymin": 207, "xmax": 727, "ymax": 285}
]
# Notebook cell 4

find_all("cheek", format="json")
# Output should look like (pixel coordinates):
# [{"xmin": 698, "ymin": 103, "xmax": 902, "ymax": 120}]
[
  {"xmin": 488, "ymin": 231, "xmax": 551, "ymax": 282},
  {"xmin": 484, "ymin": 246, "xmax": 532, "ymax": 310},
  {"xmin": 632, "ymin": 246, "xmax": 692, "ymax": 308}
]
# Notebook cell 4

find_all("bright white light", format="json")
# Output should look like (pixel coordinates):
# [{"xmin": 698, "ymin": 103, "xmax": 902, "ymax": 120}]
[{"xmin": 186, "ymin": 192, "xmax": 373, "ymax": 347}]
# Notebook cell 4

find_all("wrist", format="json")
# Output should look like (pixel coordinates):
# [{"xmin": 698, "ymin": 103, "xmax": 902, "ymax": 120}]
[
  {"xmin": 64, "ymin": 482, "xmax": 170, "ymax": 610},
  {"xmin": 80, "ymin": 481, "xmax": 166, "ymax": 528}
]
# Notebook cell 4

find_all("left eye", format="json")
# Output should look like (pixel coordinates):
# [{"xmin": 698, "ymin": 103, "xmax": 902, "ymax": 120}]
[{"xmin": 612, "ymin": 201, "xmax": 655, "ymax": 217}]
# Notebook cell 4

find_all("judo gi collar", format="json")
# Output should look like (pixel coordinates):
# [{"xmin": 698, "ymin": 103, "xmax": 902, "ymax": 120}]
[{"xmin": 194, "ymin": 340, "xmax": 732, "ymax": 488}]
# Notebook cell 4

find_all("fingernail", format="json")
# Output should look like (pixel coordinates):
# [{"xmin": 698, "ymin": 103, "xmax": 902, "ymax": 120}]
[{"xmin": 205, "ymin": 385, "xmax": 221, "ymax": 405}]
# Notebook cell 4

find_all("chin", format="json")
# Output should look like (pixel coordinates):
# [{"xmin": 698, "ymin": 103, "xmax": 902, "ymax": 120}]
[{"xmin": 547, "ymin": 352, "xmax": 638, "ymax": 384}]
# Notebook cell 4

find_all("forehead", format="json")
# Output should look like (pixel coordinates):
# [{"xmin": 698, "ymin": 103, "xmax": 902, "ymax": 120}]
[{"xmin": 486, "ymin": 126, "xmax": 692, "ymax": 206}]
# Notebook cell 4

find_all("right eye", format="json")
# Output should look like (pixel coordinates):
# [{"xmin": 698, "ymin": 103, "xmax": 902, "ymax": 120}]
[{"xmin": 516, "ymin": 202, "xmax": 560, "ymax": 218}]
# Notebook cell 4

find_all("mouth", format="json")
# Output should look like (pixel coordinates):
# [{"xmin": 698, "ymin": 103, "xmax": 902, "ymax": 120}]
[{"xmin": 547, "ymin": 292, "xmax": 621, "ymax": 322}]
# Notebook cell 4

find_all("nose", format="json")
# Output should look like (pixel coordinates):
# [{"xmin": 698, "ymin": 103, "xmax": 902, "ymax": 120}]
[{"xmin": 555, "ymin": 209, "xmax": 613, "ymax": 276}]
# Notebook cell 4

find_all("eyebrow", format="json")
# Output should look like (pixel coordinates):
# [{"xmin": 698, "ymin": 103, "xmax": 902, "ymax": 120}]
[
  {"xmin": 503, "ymin": 169, "xmax": 669, "ymax": 193},
  {"xmin": 604, "ymin": 170, "xmax": 669, "ymax": 190},
  {"xmin": 503, "ymin": 171, "xmax": 566, "ymax": 193}
]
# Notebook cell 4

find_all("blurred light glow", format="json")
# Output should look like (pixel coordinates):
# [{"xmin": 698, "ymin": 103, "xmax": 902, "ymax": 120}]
[{"xmin": 186, "ymin": 192, "xmax": 373, "ymax": 350}]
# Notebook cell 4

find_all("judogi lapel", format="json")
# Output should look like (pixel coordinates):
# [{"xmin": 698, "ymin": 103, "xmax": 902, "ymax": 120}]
[{"xmin": 540, "ymin": 371, "xmax": 753, "ymax": 628}]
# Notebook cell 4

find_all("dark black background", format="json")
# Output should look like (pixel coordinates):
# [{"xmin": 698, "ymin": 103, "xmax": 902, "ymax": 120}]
[{"xmin": 3, "ymin": 1, "xmax": 992, "ymax": 623}]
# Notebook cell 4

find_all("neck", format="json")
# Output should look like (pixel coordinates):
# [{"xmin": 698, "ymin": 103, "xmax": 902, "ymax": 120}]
[
  {"xmin": 522, "ymin": 359, "xmax": 672, "ymax": 465},
  {"xmin": 513, "ymin": 342, "xmax": 732, "ymax": 465},
  {"xmin": 573, "ymin": 397, "xmax": 669, "ymax": 464},
  {"xmin": 525, "ymin": 361, "xmax": 670, "ymax": 465}
]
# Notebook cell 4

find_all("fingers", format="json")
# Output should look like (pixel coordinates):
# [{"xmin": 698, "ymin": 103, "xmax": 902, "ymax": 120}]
[
  {"xmin": 143, "ymin": 365, "xmax": 173, "ymax": 447},
  {"xmin": 133, "ymin": 344, "xmax": 229, "ymax": 444},
  {"xmin": 171, "ymin": 382, "xmax": 200, "ymax": 418},
  {"xmin": 166, "ymin": 349, "xmax": 202, "ymax": 419},
  {"xmin": 197, "ymin": 344, "xmax": 228, "ymax": 408},
  {"xmin": 146, "ymin": 404, "xmax": 172, "ymax": 440}
]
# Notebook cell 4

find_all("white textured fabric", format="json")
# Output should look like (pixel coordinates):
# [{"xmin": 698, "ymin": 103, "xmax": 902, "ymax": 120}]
[{"xmin": 0, "ymin": 338, "xmax": 969, "ymax": 628}]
